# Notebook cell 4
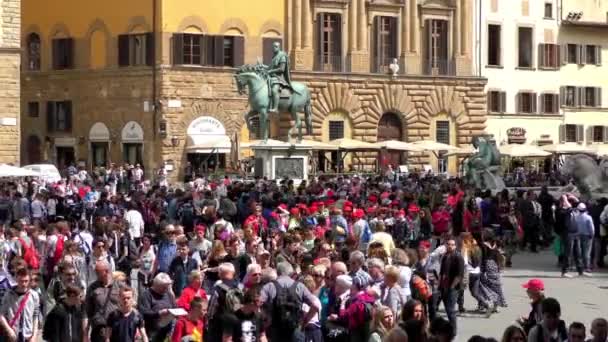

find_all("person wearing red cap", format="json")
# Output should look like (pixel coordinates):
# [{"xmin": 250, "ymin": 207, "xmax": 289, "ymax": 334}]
[
  {"xmin": 288, "ymin": 207, "xmax": 301, "ymax": 230},
  {"xmin": 518, "ymin": 279, "xmax": 546, "ymax": 334}
]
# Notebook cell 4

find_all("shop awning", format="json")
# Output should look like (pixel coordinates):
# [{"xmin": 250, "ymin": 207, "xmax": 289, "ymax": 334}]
[
  {"xmin": 540, "ymin": 143, "xmax": 593, "ymax": 154},
  {"xmin": 186, "ymin": 135, "xmax": 231, "ymax": 154},
  {"xmin": 328, "ymin": 138, "xmax": 379, "ymax": 150},
  {"xmin": 499, "ymin": 144, "xmax": 551, "ymax": 157},
  {"xmin": 372, "ymin": 140, "xmax": 424, "ymax": 152}
]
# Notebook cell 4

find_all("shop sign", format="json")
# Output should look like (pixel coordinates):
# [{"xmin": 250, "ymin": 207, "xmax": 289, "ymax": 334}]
[
  {"xmin": 507, "ymin": 127, "xmax": 526, "ymax": 143},
  {"xmin": 187, "ymin": 116, "xmax": 226, "ymax": 136}
]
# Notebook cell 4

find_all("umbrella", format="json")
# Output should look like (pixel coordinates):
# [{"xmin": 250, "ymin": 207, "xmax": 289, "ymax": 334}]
[
  {"xmin": 372, "ymin": 140, "xmax": 424, "ymax": 152},
  {"xmin": 590, "ymin": 144, "xmax": 608, "ymax": 157},
  {"xmin": 328, "ymin": 138, "xmax": 379, "ymax": 150},
  {"xmin": 498, "ymin": 144, "xmax": 551, "ymax": 157},
  {"xmin": 0, "ymin": 164, "xmax": 40, "ymax": 177},
  {"xmin": 241, "ymin": 139, "xmax": 338, "ymax": 150},
  {"xmin": 444, "ymin": 145, "xmax": 476, "ymax": 156},
  {"xmin": 410, "ymin": 140, "xmax": 458, "ymax": 152},
  {"xmin": 540, "ymin": 143, "xmax": 593, "ymax": 154}
]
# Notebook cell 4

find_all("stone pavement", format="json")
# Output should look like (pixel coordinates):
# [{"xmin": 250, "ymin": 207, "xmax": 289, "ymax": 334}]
[{"xmin": 456, "ymin": 250, "xmax": 608, "ymax": 340}]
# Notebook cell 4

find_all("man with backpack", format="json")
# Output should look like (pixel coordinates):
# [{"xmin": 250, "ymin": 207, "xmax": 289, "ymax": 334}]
[
  {"xmin": 260, "ymin": 261, "xmax": 320, "ymax": 342},
  {"xmin": 206, "ymin": 262, "xmax": 243, "ymax": 342}
]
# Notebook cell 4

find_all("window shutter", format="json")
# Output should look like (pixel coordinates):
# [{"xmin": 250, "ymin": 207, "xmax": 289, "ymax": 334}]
[
  {"xmin": 554, "ymin": 44, "xmax": 560, "ymax": 68},
  {"xmin": 204, "ymin": 35, "xmax": 214, "ymax": 66},
  {"xmin": 172, "ymin": 33, "xmax": 184, "ymax": 65},
  {"xmin": 51, "ymin": 39, "xmax": 59, "ymax": 70},
  {"xmin": 561, "ymin": 44, "xmax": 568, "ymax": 65},
  {"xmin": 531, "ymin": 93, "xmax": 537, "ymax": 113},
  {"xmin": 334, "ymin": 14, "xmax": 342, "ymax": 60},
  {"xmin": 560, "ymin": 86, "xmax": 565, "ymax": 107},
  {"xmin": 559, "ymin": 124, "xmax": 565, "ymax": 143},
  {"xmin": 317, "ymin": 13, "xmax": 324, "ymax": 64},
  {"xmin": 553, "ymin": 94, "xmax": 560, "ymax": 113},
  {"xmin": 66, "ymin": 38, "xmax": 75, "ymax": 69},
  {"xmin": 500, "ymin": 91, "xmax": 506, "ymax": 113},
  {"xmin": 516, "ymin": 93, "xmax": 521, "ymax": 113},
  {"xmin": 372, "ymin": 16, "xmax": 380, "ymax": 64},
  {"xmin": 232, "ymin": 36, "xmax": 245, "ymax": 67},
  {"xmin": 389, "ymin": 17, "xmax": 398, "ymax": 59},
  {"xmin": 595, "ymin": 87, "xmax": 602, "ymax": 107},
  {"xmin": 118, "ymin": 34, "xmax": 130, "ymax": 67},
  {"xmin": 487, "ymin": 92, "xmax": 492, "ymax": 112},
  {"xmin": 578, "ymin": 44, "xmax": 585, "ymax": 65},
  {"xmin": 539, "ymin": 94, "xmax": 545, "ymax": 114},
  {"xmin": 596, "ymin": 45, "xmax": 602, "ymax": 66},
  {"xmin": 587, "ymin": 126, "xmax": 594, "ymax": 143},
  {"xmin": 65, "ymin": 101, "xmax": 73, "ymax": 132},
  {"xmin": 576, "ymin": 125, "xmax": 584, "ymax": 143},
  {"xmin": 538, "ymin": 44, "xmax": 544, "ymax": 68},
  {"xmin": 577, "ymin": 87, "xmax": 584, "ymax": 107},
  {"xmin": 213, "ymin": 35, "xmax": 224, "ymax": 66},
  {"xmin": 46, "ymin": 102, "xmax": 55, "ymax": 132},
  {"xmin": 145, "ymin": 32, "xmax": 155, "ymax": 66},
  {"xmin": 603, "ymin": 126, "xmax": 608, "ymax": 143}
]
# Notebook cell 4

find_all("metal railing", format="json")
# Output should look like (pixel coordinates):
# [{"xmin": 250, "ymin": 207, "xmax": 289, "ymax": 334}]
[
  {"xmin": 313, "ymin": 54, "xmax": 350, "ymax": 73},
  {"xmin": 422, "ymin": 58, "xmax": 456, "ymax": 76},
  {"xmin": 371, "ymin": 56, "xmax": 406, "ymax": 75}
]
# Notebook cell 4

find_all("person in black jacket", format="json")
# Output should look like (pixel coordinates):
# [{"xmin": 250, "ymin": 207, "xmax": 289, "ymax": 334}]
[
  {"xmin": 438, "ymin": 237, "xmax": 465, "ymax": 336},
  {"xmin": 44, "ymin": 284, "xmax": 86, "ymax": 342},
  {"xmin": 168, "ymin": 237, "xmax": 199, "ymax": 297},
  {"xmin": 517, "ymin": 279, "xmax": 546, "ymax": 335}
]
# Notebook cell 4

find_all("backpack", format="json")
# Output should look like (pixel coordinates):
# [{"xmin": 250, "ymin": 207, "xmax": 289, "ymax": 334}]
[
  {"xmin": 209, "ymin": 283, "xmax": 243, "ymax": 320},
  {"xmin": 18, "ymin": 237, "xmax": 40, "ymax": 270},
  {"xmin": 410, "ymin": 274, "xmax": 432, "ymax": 302},
  {"xmin": 271, "ymin": 281, "xmax": 303, "ymax": 334}
]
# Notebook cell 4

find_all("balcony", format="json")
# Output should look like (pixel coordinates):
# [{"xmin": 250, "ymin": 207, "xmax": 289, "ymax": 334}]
[
  {"xmin": 422, "ymin": 58, "xmax": 456, "ymax": 76},
  {"xmin": 371, "ymin": 57, "xmax": 406, "ymax": 75},
  {"xmin": 314, "ymin": 54, "xmax": 350, "ymax": 73}
]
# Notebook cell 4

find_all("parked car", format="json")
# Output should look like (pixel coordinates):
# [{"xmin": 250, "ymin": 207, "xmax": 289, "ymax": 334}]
[{"xmin": 22, "ymin": 164, "xmax": 62, "ymax": 183}]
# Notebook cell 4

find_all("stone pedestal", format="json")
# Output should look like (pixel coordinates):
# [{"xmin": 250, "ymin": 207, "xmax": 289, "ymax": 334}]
[{"xmin": 251, "ymin": 139, "xmax": 312, "ymax": 184}]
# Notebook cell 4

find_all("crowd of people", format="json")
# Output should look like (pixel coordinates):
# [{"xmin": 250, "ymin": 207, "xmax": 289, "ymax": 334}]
[{"xmin": 0, "ymin": 168, "xmax": 606, "ymax": 342}]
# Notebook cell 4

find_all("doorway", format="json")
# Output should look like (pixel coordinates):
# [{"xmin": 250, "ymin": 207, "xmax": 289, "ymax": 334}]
[
  {"xmin": 91, "ymin": 142, "xmax": 108, "ymax": 168},
  {"xmin": 187, "ymin": 153, "xmax": 226, "ymax": 175},
  {"xmin": 377, "ymin": 112, "xmax": 403, "ymax": 168},
  {"xmin": 123, "ymin": 143, "xmax": 143, "ymax": 166},
  {"xmin": 56, "ymin": 146, "xmax": 75, "ymax": 171}
]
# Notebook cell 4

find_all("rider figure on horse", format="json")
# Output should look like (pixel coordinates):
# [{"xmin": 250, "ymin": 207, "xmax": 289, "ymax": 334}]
[{"xmin": 265, "ymin": 42, "xmax": 297, "ymax": 113}]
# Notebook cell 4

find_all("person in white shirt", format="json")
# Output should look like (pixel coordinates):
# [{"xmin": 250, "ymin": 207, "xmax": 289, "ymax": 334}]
[
  {"xmin": 46, "ymin": 195, "xmax": 57, "ymax": 222},
  {"xmin": 30, "ymin": 194, "xmax": 46, "ymax": 222},
  {"xmin": 132, "ymin": 164, "xmax": 144, "ymax": 183},
  {"xmin": 124, "ymin": 202, "xmax": 144, "ymax": 244}
]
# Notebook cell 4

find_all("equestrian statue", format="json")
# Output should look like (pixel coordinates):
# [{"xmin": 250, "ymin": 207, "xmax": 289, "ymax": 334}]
[
  {"xmin": 464, "ymin": 135, "xmax": 505, "ymax": 190},
  {"xmin": 234, "ymin": 42, "xmax": 312, "ymax": 144}
]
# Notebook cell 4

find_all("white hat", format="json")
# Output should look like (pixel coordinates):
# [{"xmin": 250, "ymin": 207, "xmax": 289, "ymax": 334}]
[{"xmin": 577, "ymin": 203, "xmax": 587, "ymax": 211}]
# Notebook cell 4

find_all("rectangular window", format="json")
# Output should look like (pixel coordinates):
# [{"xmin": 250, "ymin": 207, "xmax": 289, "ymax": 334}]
[
  {"xmin": 488, "ymin": 90, "xmax": 506, "ymax": 113},
  {"xmin": 28, "ymin": 102, "xmax": 39, "ymax": 118},
  {"xmin": 425, "ymin": 19, "xmax": 450, "ymax": 75},
  {"xmin": 565, "ymin": 124, "xmax": 577, "ymax": 142},
  {"xmin": 585, "ymin": 45, "xmax": 601, "ymax": 65},
  {"xmin": 316, "ymin": 13, "xmax": 342, "ymax": 71},
  {"xmin": 593, "ymin": 126, "xmax": 604, "ymax": 143},
  {"xmin": 46, "ymin": 101, "xmax": 72, "ymax": 133},
  {"xmin": 567, "ymin": 44, "xmax": 578, "ymax": 64},
  {"xmin": 262, "ymin": 37, "xmax": 282, "ymax": 66},
  {"xmin": 183, "ymin": 34, "xmax": 202, "ymax": 65},
  {"xmin": 541, "ymin": 93, "xmax": 559, "ymax": 114},
  {"xmin": 119, "ymin": 33, "xmax": 154, "ymax": 67},
  {"xmin": 372, "ymin": 16, "xmax": 398, "ymax": 73},
  {"xmin": 52, "ymin": 38, "xmax": 74, "ymax": 70},
  {"xmin": 518, "ymin": 27, "xmax": 533, "ymax": 68},
  {"xmin": 562, "ymin": 86, "xmax": 577, "ymax": 106},
  {"xmin": 518, "ymin": 92, "xmax": 536, "ymax": 113},
  {"xmin": 539, "ymin": 44, "xmax": 559, "ymax": 69},
  {"xmin": 329, "ymin": 121, "xmax": 345, "ymax": 141},
  {"xmin": 487, "ymin": 24, "xmax": 501, "ymax": 66},
  {"xmin": 436, "ymin": 121, "xmax": 450, "ymax": 145},
  {"xmin": 544, "ymin": 3, "xmax": 553, "ymax": 18},
  {"xmin": 582, "ymin": 87, "xmax": 602, "ymax": 107}
]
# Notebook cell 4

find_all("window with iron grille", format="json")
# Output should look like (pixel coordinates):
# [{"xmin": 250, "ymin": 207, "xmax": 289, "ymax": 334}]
[
  {"xmin": 329, "ymin": 121, "xmax": 345, "ymax": 141},
  {"xmin": 593, "ymin": 126, "xmax": 604, "ymax": 142},
  {"xmin": 565, "ymin": 124, "xmax": 577, "ymax": 142},
  {"xmin": 436, "ymin": 121, "xmax": 450, "ymax": 145}
]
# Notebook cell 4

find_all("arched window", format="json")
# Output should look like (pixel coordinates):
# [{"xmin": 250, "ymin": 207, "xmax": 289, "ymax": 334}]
[{"xmin": 27, "ymin": 33, "xmax": 41, "ymax": 71}]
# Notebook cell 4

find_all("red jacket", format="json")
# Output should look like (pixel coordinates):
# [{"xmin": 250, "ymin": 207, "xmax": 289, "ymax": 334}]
[
  {"xmin": 463, "ymin": 209, "xmax": 482, "ymax": 232},
  {"xmin": 244, "ymin": 214, "xmax": 268, "ymax": 236},
  {"xmin": 171, "ymin": 316, "xmax": 204, "ymax": 342},
  {"xmin": 176, "ymin": 286, "xmax": 207, "ymax": 311}
]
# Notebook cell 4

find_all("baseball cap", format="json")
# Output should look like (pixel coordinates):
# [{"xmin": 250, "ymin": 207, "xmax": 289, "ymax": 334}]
[
  {"xmin": 577, "ymin": 203, "xmax": 587, "ymax": 211},
  {"xmin": 522, "ymin": 278, "xmax": 544, "ymax": 291}
]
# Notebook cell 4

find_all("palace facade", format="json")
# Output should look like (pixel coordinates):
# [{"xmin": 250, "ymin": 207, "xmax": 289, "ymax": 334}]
[
  {"xmin": 21, "ymin": 0, "xmax": 486, "ymax": 179},
  {"xmin": 0, "ymin": 0, "xmax": 20, "ymax": 164}
]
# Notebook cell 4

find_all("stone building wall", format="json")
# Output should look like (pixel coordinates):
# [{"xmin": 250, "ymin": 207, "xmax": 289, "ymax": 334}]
[
  {"xmin": 0, "ymin": 0, "xmax": 21, "ymax": 164},
  {"xmin": 160, "ymin": 66, "xmax": 487, "ymax": 179}
]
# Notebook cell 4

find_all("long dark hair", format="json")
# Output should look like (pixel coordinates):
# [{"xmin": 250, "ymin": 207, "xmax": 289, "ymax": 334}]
[{"xmin": 501, "ymin": 325, "xmax": 526, "ymax": 342}]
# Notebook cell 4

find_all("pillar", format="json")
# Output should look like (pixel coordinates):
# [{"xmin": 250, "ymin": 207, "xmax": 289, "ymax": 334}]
[
  {"xmin": 455, "ymin": 0, "xmax": 461, "ymax": 56},
  {"xmin": 357, "ymin": 0, "xmax": 366, "ymax": 51},
  {"xmin": 302, "ymin": 0, "xmax": 312, "ymax": 49},
  {"xmin": 293, "ymin": 0, "xmax": 302, "ymax": 50},
  {"xmin": 349, "ymin": 0, "xmax": 357, "ymax": 52},
  {"xmin": 402, "ymin": 4, "xmax": 410, "ymax": 54},
  {"xmin": 409, "ymin": 0, "xmax": 417, "ymax": 53}
]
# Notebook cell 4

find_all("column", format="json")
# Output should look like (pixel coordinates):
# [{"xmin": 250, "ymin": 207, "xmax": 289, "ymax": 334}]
[
  {"xmin": 455, "ymin": 0, "xmax": 461, "ymax": 56},
  {"xmin": 358, "ymin": 0, "xmax": 366, "ymax": 51},
  {"xmin": 294, "ymin": 0, "xmax": 302, "ymax": 50},
  {"xmin": 461, "ymin": 0, "xmax": 469, "ymax": 56},
  {"xmin": 409, "ymin": 0, "xmax": 417, "ymax": 53},
  {"xmin": 302, "ymin": 0, "xmax": 312, "ymax": 49},
  {"xmin": 402, "ymin": 4, "xmax": 410, "ymax": 54},
  {"xmin": 349, "ymin": 0, "xmax": 357, "ymax": 51}
]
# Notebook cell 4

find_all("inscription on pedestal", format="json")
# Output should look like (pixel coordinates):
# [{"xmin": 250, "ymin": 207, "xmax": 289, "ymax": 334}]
[{"xmin": 275, "ymin": 158, "xmax": 304, "ymax": 179}]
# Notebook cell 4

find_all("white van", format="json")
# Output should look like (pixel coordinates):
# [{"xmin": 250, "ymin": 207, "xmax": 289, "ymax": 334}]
[{"xmin": 22, "ymin": 164, "xmax": 62, "ymax": 183}]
